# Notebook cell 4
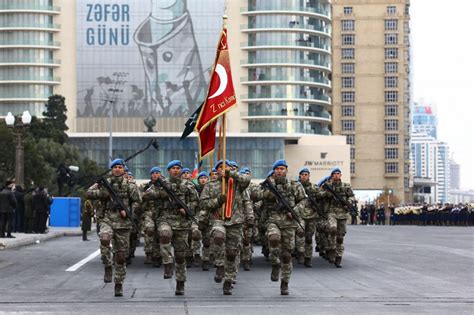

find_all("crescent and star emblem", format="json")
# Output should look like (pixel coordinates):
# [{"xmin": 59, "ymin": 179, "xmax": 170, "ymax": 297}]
[{"xmin": 208, "ymin": 64, "xmax": 228, "ymax": 99}]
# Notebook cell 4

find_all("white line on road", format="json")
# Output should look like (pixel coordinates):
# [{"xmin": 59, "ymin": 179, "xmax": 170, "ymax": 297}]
[{"xmin": 66, "ymin": 249, "xmax": 100, "ymax": 272}]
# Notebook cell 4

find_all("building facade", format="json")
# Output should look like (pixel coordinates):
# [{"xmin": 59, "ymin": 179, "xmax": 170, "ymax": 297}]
[
  {"xmin": 0, "ymin": 0, "xmax": 75, "ymax": 118},
  {"xmin": 449, "ymin": 159, "xmax": 460, "ymax": 190},
  {"xmin": 332, "ymin": 0, "xmax": 412, "ymax": 202},
  {"xmin": 412, "ymin": 100, "xmax": 437, "ymax": 139}
]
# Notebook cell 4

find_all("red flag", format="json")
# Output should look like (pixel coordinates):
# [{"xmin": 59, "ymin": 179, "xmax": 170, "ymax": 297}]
[
  {"xmin": 195, "ymin": 27, "xmax": 237, "ymax": 133},
  {"xmin": 198, "ymin": 120, "xmax": 217, "ymax": 159}
]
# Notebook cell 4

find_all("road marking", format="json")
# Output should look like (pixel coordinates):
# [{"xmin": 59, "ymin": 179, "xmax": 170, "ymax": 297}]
[{"xmin": 66, "ymin": 249, "xmax": 100, "ymax": 272}]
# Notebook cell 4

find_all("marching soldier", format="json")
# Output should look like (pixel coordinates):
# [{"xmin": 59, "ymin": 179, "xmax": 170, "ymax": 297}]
[
  {"xmin": 318, "ymin": 168, "xmax": 355, "ymax": 268},
  {"xmin": 197, "ymin": 160, "xmax": 254, "ymax": 295},
  {"xmin": 86, "ymin": 158, "xmax": 142, "ymax": 297},
  {"xmin": 255, "ymin": 160, "xmax": 306, "ymax": 295},
  {"xmin": 126, "ymin": 171, "xmax": 141, "ymax": 265},
  {"xmin": 142, "ymin": 160, "xmax": 199, "ymax": 295},
  {"xmin": 241, "ymin": 167, "xmax": 256, "ymax": 271},
  {"xmin": 81, "ymin": 199, "xmax": 93, "ymax": 241},
  {"xmin": 191, "ymin": 171, "xmax": 209, "ymax": 267}
]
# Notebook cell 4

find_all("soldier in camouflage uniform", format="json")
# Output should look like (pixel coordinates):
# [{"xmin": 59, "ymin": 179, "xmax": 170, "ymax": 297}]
[
  {"xmin": 142, "ymin": 160, "xmax": 199, "ymax": 295},
  {"xmin": 314, "ymin": 176, "xmax": 331, "ymax": 261},
  {"xmin": 126, "ymin": 171, "xmax": 141, "ymax": 265},
  {"xmin": 86, "ymin": 158, "xmax": 141, "ymax": 297},
  {"xmin": 197, "ymin": 160, "xmax": 254, "ymax": 295},
  {"xmin": 240, "ymin": 167, "xmax": 256, "ymax": 271},
  {"xmin": 255, "ymin": 160, "xmax": 306, "ymax": 295},
  {"xmin": 140, "ymin": 167, "xmax": 162, "ymax": 266},
  {"xmin": 193, "ymin": 172, "xmax": 209, "ymax": 269},
  {"xmin": 317, "ymin": 168, "xmax": 355, "ymax": 268}
]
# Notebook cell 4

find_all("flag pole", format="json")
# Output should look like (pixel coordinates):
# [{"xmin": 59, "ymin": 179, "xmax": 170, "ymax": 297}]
[{"xmin": 221, "ymin": 114, "xmax": 227, "ymax": 219}]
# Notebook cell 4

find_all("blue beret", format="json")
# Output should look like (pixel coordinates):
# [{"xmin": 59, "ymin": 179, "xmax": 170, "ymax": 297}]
[
  {"xmin": 240, "ymin": 167, "xmax": 251, "ymax": 174},
  {"xmin": 266, "ymin": 170, "xmax": 275, "ymax": 178},
  {"xmin": 317, "ymin": 175, "xmax": 331, "ymax": 186},
  {"xmin": 198, "ymin": 171, "xmax": 208, "ymax": 178},
  {"xmin": 211, "ymin": 168, "xmax": 217, "ymax": 173},
  {"xmin": 272, "ymin": 159, "xmax": 288, "ymax": 170},
  {"xmin": 167, "ymin": 160, "xmax": 182, "ymax": 170},
  {"xmin": 330, "ymin": 167, "xmax": 342, "ymax": 175},
  {"xmin": 181, "ymin": 168, "xmax": 191, "ymax": 173},
  {"xmin": 127, "ymin": 171, "xmax": 133, "ymax": 176},
  {"xmin": 299, "ymin": 167, "xmax": 310, "ymax": 175},
  {"xmin": 215, "ymin": 159, "xmax": 231, "ymax": 169},
  {"xmin": 229, "ymin": 161, "xmax": 239, "ymax": 168},
  {"xmin": 149, "ymin": 166, "xmax": 162, "ymax": 174},
  {"xmin": 109, "ymin": 158, "xmax": 125, "ymax": 169}
]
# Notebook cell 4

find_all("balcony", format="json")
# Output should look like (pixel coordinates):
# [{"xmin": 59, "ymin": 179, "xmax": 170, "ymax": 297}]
[
  {"xmin": 241, "ymin": 75, "xmax": 331, "ymax": 88},
  {"xmin": 0, "ymin": 4, "xmax": 61, "ymax": 14},
  {"xmin": 0, "ymin": 22, "xmax": 61, "ymax": 31},
  {"xmin": 241, "ymin": 58, "xmax": 331, "ymax": 72},
  {"xmin": 242, "ymin": 39, "xmax": 331, "ymax": 53},
  {"xmin": 0, "ymin": 57, "xmax": 61, "ymax": 66},
  {"xmin": 0, "ymin": 39, "xmax": 61, "ymax": 48},
  {"xmin": 0, "ymin": 76, "xmax": 60, "ymax": 84},
  {"xmin": 241, "ymin": 23, "xmax": 331, "ymax": 37},
  {"xmin": 241, "ymin": 93, "xmax": 331, "ymax": 107},
  {"xmin": 241, "ymin": 4, "xmax": 331, "ymax": 20},
  {"xmin": 241, "ymin": 109, "xmax": 331, "ymax": 121}
]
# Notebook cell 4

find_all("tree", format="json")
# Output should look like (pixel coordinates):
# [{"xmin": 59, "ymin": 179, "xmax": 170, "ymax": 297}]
[
  {"xmin": 375, "ymin": 187, "xmax": 401, "ymax": 207},
  {"xmin": 29, "ymin": 94, "xmax": 68, "ymax": 144}
]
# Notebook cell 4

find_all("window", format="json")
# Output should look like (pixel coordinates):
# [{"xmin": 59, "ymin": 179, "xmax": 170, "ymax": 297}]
[
  {"xmin": 385, "ymin": 91, "xmax": 398, "ymax": 102},
  {"xmin": 385, "ymin": 162, "xmax": 398, "ymax": 173},
  {"xmin": 385, "ymin": 104, "xmax": 398, "ymax": 116},
  {"xmin": 385, "ymin": 62, "xmax": 398, "ymax": 73},
  {"xmin": 344, "ymin": 7, "xmax": 353, "ymax": 15},
  {"xmin": 342, "ymin": 105, "xmax": 355, "ymax": 116},
  {"xmin": 350, "ymin": 147, "xmax": 355, "ymax": 159},
  {"xmin": 385, "ymin": 19, "xmax": 398, "ymax": 31},
  {"xmin": 342, "ymin": 91, "xmax": 355, "ymax": 103},
  {"xmin": 342, "ymin": 77, "xmax": 354, "ymax": 88},
  {"xmin": 350, "ymin": 162, "xmax": 355, "ymax": 174},
  {"xmin": 385, "ymin": 119, "xmax": 398, "ymax": 131},
  {"xmin": 342, "ymin": 20, "xmax": 354, "ymax": 31},
  {"xmin": 342, "ymin": 63, "xmax": 354, "ymax": 73},
  {"xmin": 346, "ymin": 134, "xmax": 355, "ymax": 145},
  {"xmin": 387, "ymin": 6, "xmax": 396, "ymax": 14},
  {"xmin": 385, "ymin": 77, "xmax": 398, "ymax": 88},
  {"xmin": 385, "ymin": 48, "xmax": 398, "ymax": 59},
  {"xmin": 342, "ymin": 34, "xmax": 355, "ymax": 45},
  {"xmin": 342, "ymin": 48, "xmax": 355, "ymax": 59},
  {"xmin": 342, "ymin": 120, "xmax": 355, "ymax": 131},
  {"xmin": 385, "ymin": 134, "xmax": 399, "ymax": 145},
  {"xmin": 385, "ymin": 34, "xmax": 398, "ymax": 45},
  {"xmin": 385, "ymin": 148, "xmax": 398, "ymax": 159}
]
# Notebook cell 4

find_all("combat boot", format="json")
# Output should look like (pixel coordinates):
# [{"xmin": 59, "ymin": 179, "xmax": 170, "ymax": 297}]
[
  {"xmin": 271, "ymin": 264, "xmax": 280, "ymax": 282},
  {"xmin": 193, "ymin": 254, "xmax": 202, "ymax": 267},
  {"xmin": 242, "ymin": 260, "xmax": 251, "ymax": 271},
  {"xmin": 297, "ymin": 253, "xmax": 305, "ymax": 265},
  {"xmin": 175, "ymin": 281, "xmax": 185, "ymax": 296},
  {"xmin": 163, "ymin": 263, "xmax": 173, "ymax": 279},
  {"xmin": 327, "ymin": 250, "xmax": 335, "ymax": 263},
  {"xmin": 104, "ymin": 266, "xmax": 113, "ymax": 283},
  {"xmin": 202, "ymin": 260, "xmax": 210, "ymax": 271},
  {"xmin": 144, "ymin": 253, "xmax": 152, "ymax": 265},
  {"xmin": 126, "ymin": 256, "xmax": 132, "ymax": 266},
  {"xmin": 304, "ymin": 257, "xmax": 312, "ymax": 268},
  {"xmin": 186, "ymin": 255, "xmax": 193, "ymax": 268},
  {"xmin": 334, "ymin": 256, "xmax": 342, "ymax": 268},
  {"xmin": 214, "ymin": 265, "xmax": 224, "ymax": 283},
  {"xmin": 153, "ymin": 256, "xmax": 162, "ymax": 268},
  {"xmin": 280, "ymin": 280, "xmax": 289, "ymax": 295},
  {"xmin": 114, "ymin": 283, "xmax": 123, "ymax": 297},
  {"xmin": 223, "ymin": 280, "xmax": 233, "ymax": 295}
]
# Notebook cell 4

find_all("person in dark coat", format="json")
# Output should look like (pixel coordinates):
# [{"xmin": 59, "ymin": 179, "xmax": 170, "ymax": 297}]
[
  {"xmin": 13, "ymin": 186, "xmax": 25, "ymax": 233},
  {"xmin": 0, "ymin": 180, "xmax": 18, "ymax": 238},
  {"xmin": 33, "ymin": 187, "xmax": 50, "ymax": 234},
  {"xmin": 24, "ymin": 188, "xmax": 35, "ymax": 233},
  {"xmin": 81, "ymin": 199, "xmax": 93, "ymax": 241}
]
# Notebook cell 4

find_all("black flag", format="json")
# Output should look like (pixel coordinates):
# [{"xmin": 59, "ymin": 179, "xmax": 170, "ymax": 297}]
[{"xmin": 180, "ymin": 102, "xmax": 204, "ymax": 140}]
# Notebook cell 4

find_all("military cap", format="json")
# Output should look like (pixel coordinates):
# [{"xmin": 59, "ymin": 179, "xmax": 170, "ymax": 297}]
[
  {"xmin": 299, "ymin": 167, "xmax": 310, "ymax": 175},
  {"xmin": 272, "ymin": 159, "xmax": 288, "ymax": 170},
  {"xmin": 266, "ymin": 170, "xmax": 275, "ymax": 178},
  {"xmin": 211, "ymin": 167, "xmax": 217, "ymax": 173},
  {"xmin": 149, "ymin": 166, "xmax": 162, "ymax": 174},
  {"xmin": 215, "ymin": 159, "xmax": 231, "ymax": 169},
  {"xmin": 198, "ymin": 171, "xmax": 208, "ymax": 179},
  {"xmin": 240, "ymin": 167, "xmax": 251, "ymax": 174},
  {"xmin": 167, "ymin": 160, "xmax": 183, "ymax": 170},
  {"xmin": 229, "ymin": 161, "xmax": 239, "ymax": 168},
  {"xmin": 330, "ymin": 167, "xmax": 342, "ymax": 175},
  {"xmin": 127, "ymin": 171, "xmax": 133, "ymax": 176},
  {"xmin": 317, "ymin": 175, "xmax": 331, "ymax": 186},
  {"xmin": 109, "ymin": 158, "xmax": 125, "ymax": 169},
  {"xmin": 181, "ymin": 167, "xmax": 191, "ymax": 174}
]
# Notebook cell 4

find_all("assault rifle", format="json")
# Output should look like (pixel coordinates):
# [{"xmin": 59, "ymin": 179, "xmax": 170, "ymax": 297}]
[
  {"xmin": 154, "ymin": 177, "xmax": 199, "ymax": 225},
  {"xmin": 260, "ymin": 178, "xmax": 304, "ymax": 230},
  {"xmin": 320, "ymin": 181, "xmax": 358, "ymax": 217},
  {"xmin": 97, "ymin": 176, "xmax": 140, "ymax": 233}
]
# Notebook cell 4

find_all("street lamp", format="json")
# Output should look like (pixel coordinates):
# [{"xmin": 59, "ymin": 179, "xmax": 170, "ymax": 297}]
[{"xmin": 5, "ymin": 110, "xmax": 32, "ymax": 187}]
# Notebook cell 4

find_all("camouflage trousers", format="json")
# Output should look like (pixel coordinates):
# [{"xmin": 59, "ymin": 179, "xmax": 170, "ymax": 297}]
[
  {"xmin": 201, "ymin": 226, "xmax": 211, "ymax": 262},
  {"xmin": 266, "ymin": 223, "xmax": 295, "ymax": 282},
  {"xmin": 211, "ymin": 221, "xmax": 243, "ymax": 282},
  {"xmin": 315, "ymin": 217, "xmax": 330, "ymax": 254},
  {"xmin": 99, "ymin": 221, "xmax": 130, "ymax": 284},
  {"xmin": 296, "ymin": 218, "xmax": 317, "ymax": 259},
  {"xmin": 327, "ymin": 215, "xmax": 347, "ymax": 257},
  {"xmin": 129, "ymin": 220, "xmax": 140, "ymax": 259},
  {"xmin": 143, "ymin": 210, "xmax": 160, "ymax": 259},
  {"xmin": 158, "ymin": 222, "xmax": 189, "ymax": 282},
  {"xmin": 241, "ymin": 225, "xmax": 254, "ymax": 262}
]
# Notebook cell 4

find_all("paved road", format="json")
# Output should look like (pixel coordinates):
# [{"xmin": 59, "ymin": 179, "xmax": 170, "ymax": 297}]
[{"xmin": 0, "ymin": 226, "xmax": 472, "ymax": 314}]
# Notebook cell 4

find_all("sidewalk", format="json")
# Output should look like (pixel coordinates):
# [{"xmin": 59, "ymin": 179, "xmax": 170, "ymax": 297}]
[{"xmin": 0, "ymin": 226, "xmax": 96, "ymax": 251}]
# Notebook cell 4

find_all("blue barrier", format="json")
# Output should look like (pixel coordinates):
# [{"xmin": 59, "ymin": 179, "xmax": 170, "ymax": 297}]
[{"xmin": 49, "ymin": 197, "xmax": 81, "ymax": 227}]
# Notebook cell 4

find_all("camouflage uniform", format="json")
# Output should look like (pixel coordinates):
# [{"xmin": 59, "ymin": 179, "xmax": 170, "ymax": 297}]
[
  {"xmin": 318, "ymin": 179, "xmax": 355, "ymax": 266},
  {"xmin": 241, "ymin": 182, "xmax": 260, "ymax": 269},
  {"xmin": 127, "ymin": 177, "xmax": 142, "ymax": 263},
  {"xmin": 256, "ymin": 176, "xmax": 306, "ymax": 294},
  {"xmin": 86, "ymin": 175, "xmax": 141, "ymax": 287},
  {"xmin": 140, "ymin": 181, "xmax": 161, "ymax": 266},
  {"xmin": 198, "ymin": 170, "xmax": 253, "ymax": 295},
  {"xmin": 299, "ymin": 180, "xmax": 320, "ymax": 266},
  {"xmin": 142, "ymin": 176, "xmax": 199, "ymax": 293}
]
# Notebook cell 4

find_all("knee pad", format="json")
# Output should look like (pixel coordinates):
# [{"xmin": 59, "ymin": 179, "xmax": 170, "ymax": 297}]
[
  {"xmin": 145, "ymin": 228, "xmax": 154, "ymax": 237},
  {"xmin": 202, "ymin": 239, "xmax": 211, "ymax": 248},
  {"xmin": 268, "ymin": 234, "xmax": 281, "ymax": 248},
  {"xmin": 159, "ymin": 231, "xmax": 171, "ymax": 244},
  {"xmin": 305, "ymin": 237, "xmax": 313, "ymax": 245},
  {"xmin": 192, "ymin": 229, "xmax": 201, "ymax": 242},
  {"xmin": 336, "ymin": 237, "xmax": 344, "ymax": 245},
  {"xmin": 100, "ymin": 233, "xmax": 111, "ymax": 246},
  {"xmin": 296, "ymin": 228, "xmax": 305, "ymax": 238},
  {"xmin": 281, "ymin": 251, "xmax": 292, "ymax": 264},
  {"xmin": 329, "ymin": 227, "xmax": 337, "ymax": 236},
  {"xmin": 115, "ymin": 251, "xmax": 126, "ymax": 265},
  {"xmin": 243, "ymin": 237, "xmax": 250, "ymax": 246},
  {"xmin": 225, "ymin": 249, "xmax": 238, "ymax": 262},
  {"xmin": 175, "ymin": 252, "xmax": 186, "ymax": 264},
  {"xmin": 213, "ymin": 231, "xmax": 225, "ymax": 246}
]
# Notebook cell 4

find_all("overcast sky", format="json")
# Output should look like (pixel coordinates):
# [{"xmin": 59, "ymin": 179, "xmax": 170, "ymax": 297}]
[{"xmin": 411, "ymin": 0, "xmax": 474, "ymax": 190}]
